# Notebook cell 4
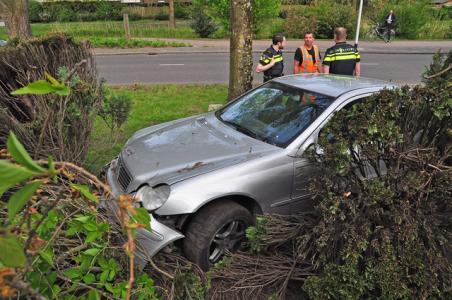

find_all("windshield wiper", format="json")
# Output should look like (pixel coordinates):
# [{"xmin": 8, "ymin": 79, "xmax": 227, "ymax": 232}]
[{"xmin": 222, "ymin": 120, "xmax": 262, "ymax": 140}]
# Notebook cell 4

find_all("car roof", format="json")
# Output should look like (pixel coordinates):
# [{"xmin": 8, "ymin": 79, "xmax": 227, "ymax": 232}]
[{"xmin": 273, "ymin": 74, "xmax": 397, "ymax": 98}]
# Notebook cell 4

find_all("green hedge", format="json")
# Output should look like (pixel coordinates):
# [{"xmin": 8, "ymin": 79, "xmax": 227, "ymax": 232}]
[
  {"xmin": 283, "ymin": 1, "xmax": 356, "ymax": 39},
  {"xmin": 28, "ymin": 0, "xmax": 123, "ymax": 22},
  {"xmin": 29, "ymin": 0, "xmax": 192, "ymax": 23}
]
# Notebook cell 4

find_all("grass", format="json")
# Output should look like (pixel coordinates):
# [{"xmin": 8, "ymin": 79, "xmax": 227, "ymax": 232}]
[
  {"xmin": 2, "ymin": 17, "xmax": 450, "ymax": 42},
  {"xmin": 0, "ymin": 20, "xmax": 197, "ymax": 43},
  {"xmin": 86, "ymin": 37, "xmax": 190, "ymax": 48},
  {"xmin": 85, "ymin": 84, "xmax": 228, "ymax": 172}
]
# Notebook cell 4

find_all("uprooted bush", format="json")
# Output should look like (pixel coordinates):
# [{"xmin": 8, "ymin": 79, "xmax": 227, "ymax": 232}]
[
  {"xmin": 0, "ymin": 132, "xmax": 209, "ymax": 299},
  {"xmin": 0, "ymin": 34, "xmax": 104, "ymax": 164},
  {"xmin": 208, "ymin": 51, "xmax": 451, "ymax": 299}
]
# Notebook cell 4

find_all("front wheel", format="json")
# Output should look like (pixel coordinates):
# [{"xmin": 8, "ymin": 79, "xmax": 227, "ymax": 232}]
[{"xmin": 183, "ymin": 201, "xmax": 254, "ymax": 271}]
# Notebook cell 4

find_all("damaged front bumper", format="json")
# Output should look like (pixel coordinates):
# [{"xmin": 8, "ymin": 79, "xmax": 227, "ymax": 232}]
[{"xmin": 99, "ymin": 198, "xmax": 184, "ymax": 268}]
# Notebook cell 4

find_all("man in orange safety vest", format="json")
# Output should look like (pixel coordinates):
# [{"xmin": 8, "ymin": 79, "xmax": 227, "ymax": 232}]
[{"xmin": 293, "ymin": 32, "xmax": 322, "ymax": 74}]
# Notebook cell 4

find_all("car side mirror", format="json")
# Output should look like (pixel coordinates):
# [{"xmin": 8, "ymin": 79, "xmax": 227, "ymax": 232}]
[{"xmin": 300, "ymin": 143, "xmax": 324, "ymax": 160}]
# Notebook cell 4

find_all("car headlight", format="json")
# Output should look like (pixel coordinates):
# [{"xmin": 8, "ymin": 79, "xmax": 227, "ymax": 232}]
[{"xmin": 135, "ymin": 185, "xmax": 171, "ymax": 211}]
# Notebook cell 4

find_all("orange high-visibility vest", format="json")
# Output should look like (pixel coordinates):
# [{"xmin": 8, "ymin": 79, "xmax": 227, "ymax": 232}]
[
  {"xmin": 300, "ymin": 45, "xmax": 320, "ymax": 73},
  {"xmin": 302, "ymin": 93, "xmax": 316, "ymax": 104}
]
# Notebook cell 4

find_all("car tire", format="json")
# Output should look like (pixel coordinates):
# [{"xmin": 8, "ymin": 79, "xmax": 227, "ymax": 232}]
[{"xmin": 183, "ymin": 200, "xmax": 254, "ymax": 271}]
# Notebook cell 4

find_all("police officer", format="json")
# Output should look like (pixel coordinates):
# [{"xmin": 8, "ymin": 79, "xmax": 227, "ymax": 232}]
[
  {"xmin": 323, "ymin": 27, "xmax": 361, "ymax": 76},
  {"xmin": 256, "ymin": 33, "xmax": 286, "ymax": 82}
]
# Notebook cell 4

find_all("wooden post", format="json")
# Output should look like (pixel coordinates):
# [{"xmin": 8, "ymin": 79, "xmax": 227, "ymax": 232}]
[
  {"xmin": 123, "ymin": 13, "xmax": 130, "ymax": 40},
  {"xmin": 169, "ymin": 0, "xmax": 176, "ymax": 28}
]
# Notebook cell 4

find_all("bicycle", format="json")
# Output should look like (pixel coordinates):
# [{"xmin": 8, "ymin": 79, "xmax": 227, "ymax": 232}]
[{"xmin": 370, "ymin": 22, "xmax": 395, "ymax": 43}]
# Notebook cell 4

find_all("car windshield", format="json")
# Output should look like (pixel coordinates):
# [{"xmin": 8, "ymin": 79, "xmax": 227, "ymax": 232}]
[{"xmin": 217, "ymin": 82, "xmax": 335, "ymax": 147}]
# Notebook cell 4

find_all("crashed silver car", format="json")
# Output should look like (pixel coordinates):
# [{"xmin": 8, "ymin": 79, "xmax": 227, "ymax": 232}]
[{"xmin": 104, "ymin": 74, "xmax": 396, "ymax": 270}]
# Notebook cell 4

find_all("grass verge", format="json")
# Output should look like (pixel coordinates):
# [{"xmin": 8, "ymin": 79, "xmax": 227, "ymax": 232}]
[
  {"xmin": 85, "ymin": 84, "xmax": 228, "ymax": 173},
  {"xmin": 86, "ymin": 37, "xmax": 190, "ymax": 48},
  {"xmin": 0, "ymin": 20, "xmax": 197, "ymax": 43}
]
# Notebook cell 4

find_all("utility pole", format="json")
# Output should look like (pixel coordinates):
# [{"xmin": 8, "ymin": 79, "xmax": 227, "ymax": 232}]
[{"xmin": 354, "ymin": 0, "xmax": 363, "ymax": 47}]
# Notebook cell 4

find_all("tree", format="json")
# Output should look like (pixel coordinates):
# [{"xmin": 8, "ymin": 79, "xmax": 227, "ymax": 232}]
[
  {"xmin": 169, "ymin": 0, "xmax": 176, "ymax": 28},
  {"xmin": 0, "ymin": 0, "xmax": 32, "ymax": 39},
  {"xmin": 228, "ymin": 0, "xmax": 253, "ymax": 101}
]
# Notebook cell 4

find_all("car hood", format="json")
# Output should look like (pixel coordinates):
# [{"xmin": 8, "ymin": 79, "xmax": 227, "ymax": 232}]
[{"xmin": 120, "ymin": 113, "xmax": 278, "ymax": 191}]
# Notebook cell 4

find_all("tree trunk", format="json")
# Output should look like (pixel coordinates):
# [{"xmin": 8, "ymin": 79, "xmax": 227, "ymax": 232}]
[
  {"xmin": 0, "ymin": 0, "xmax": 32, "ymax": 40},
  {"xmin": 169, "ymin": 0, "xmax": 175, "ymax": 28},
  {"xmin": 228, "ymin": 0, "xmax": 253, "ymax": 101}
]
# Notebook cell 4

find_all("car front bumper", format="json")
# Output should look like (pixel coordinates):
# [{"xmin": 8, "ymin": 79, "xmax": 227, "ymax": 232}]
[{"xmin": 102, "ymin": 160, "xmax": 184, "ymax": 268}]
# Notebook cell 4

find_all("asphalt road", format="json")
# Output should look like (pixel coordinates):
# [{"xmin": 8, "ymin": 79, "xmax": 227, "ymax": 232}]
[{"xmin": 95, "ymin": 52, "xmax": 434, "ymax": 85}]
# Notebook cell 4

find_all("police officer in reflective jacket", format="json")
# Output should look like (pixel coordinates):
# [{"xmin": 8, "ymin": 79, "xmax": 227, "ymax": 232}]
[
  {"xmin": 323, "ymin": 27, "xmax": 361, "ymax": 76},
  {"xmin": 256, "ymin": 33, "xmax": 286, "ymax": 82}
]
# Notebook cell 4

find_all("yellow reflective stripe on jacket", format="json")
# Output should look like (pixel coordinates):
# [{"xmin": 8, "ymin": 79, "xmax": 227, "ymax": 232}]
[
  {"xmin": 260, "ymin": 55, "xmax": 271, "ymax": 63},
  {"xmin": 324, "ymin": 53, "xmax": 359, "ymax": 62},
  {"xmin": 273, "ymin": 55, "xmax": 283, "ymax": 62}
]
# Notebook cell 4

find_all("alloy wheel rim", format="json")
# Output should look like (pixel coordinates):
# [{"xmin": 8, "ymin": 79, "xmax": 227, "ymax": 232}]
[{"xmin": 209, "ymin": 220, "xmax": 247, "ymax": 263}]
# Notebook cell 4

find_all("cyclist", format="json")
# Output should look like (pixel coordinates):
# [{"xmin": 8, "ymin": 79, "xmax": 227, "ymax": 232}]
[{"xmin": 384, "ymin": 10, "xmax": 396, "ymax": 32}]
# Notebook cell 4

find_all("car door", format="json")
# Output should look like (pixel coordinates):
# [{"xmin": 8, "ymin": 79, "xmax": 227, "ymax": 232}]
[
  {"xmin": 290, "ymin": 95, "xmax": 371, "ymax": 212},
  {"xmin": 290, "ymin": 152, "xmax": 322, "ymax": 211}
]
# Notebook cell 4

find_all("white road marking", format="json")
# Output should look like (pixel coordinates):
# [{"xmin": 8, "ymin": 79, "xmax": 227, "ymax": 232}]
[
  {"xmin": 361, "ymin": 63, "xmax": 380, "ymax": 66},
  {"xmin": 159, "ymin": 64, "xmax": 185, "ymax": 66}
]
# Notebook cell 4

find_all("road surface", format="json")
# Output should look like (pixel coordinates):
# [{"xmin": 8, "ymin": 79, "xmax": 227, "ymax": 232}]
[{"xmin": 95, "ymin": 52, "xmax": 434, "ymax": 85}]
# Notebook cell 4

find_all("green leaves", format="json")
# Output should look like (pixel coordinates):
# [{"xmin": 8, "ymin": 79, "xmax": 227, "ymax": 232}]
[
  {"xmin": 0, "ymin": 132, "xmax": 48, "ymax": 199},
  {"xmin": 39, "ymin": 248, "xmax": 54, "ymax": 267},
  {"xmin": 84, "ymin": 248, "xmax": 101, "ymax": 256},
  {"xmin": 64, "ymin": 268, "xmax": 82, "ymax": 280},
  {"xmin": 87, "ymin": 290, "xmax": 101, "ymax": 300},
  {"xmin": 7, "ymin": 132, "xmax": 46, "ymax": 173},
  {"xmin": 0, "ymin": 233, "xmax": 26, "ymax": 267},
  {"xmin": 132, "ymin": 208, "xmax": 151, "ymax": 231},
  {"xmin": 71, "ymin": 184, "xmax": 99, "ymax": 203},
  {"xmin": 0, "ymin": 160, "xmax": 36, "ymax": 197},
  {"xmin": 1, "ymin": 132, "xmax": 48, "ymax": 220},
  {"xmin": 83, "ymin": 273, "xmax": 96, "ymax": 284},
  {"xmin": 11, "ymin": 72, "xmax": 70, "ymax": 96},
  {"xmin": 8, "ymin": 180, "xmax": 43, "ymax": 221}
]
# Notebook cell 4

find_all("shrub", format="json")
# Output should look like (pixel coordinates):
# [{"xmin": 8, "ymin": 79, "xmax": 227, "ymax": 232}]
[
  {"xmin": 40, "ymin": 1, "xmax": 124, "ymax": 23},
  {"xmin": 99, "ymin": 93, "xmax": 132, "ymax": 134},
  {"xmin": 190, "ymin": 9, "xmax": 217, "ymax": 38},
  {"xmin": 206, "ymin": 51, "xmax": 452, "ymax": 299},
  {"xmin": 0, "ymin": 133, "xmax": 158, "ymax": 299},
  {"xmin": 175, "ymin": 1, "xmax": 191, "ymax": 19},
  {"xmin": 282, "ymin": 1, "xmax": 355, "ymax": 39},
  {"xmin": 393, "ymin": 2, "xmax": 431, "ymax": 39},
  {"xmin": 155, "ymin": 11, "xmax": 170, "ymax": 21},
  {"xmin": 193, "ymin": 0, "xmax": 280, "ymax": 36},
  {"xmin": 283, "ymin": 6, "xmax": 318, "ymax": 39},
  {"xmin": 0, "ymin": 34, "xmax": 103, "ymax": 163},
  {"xmin": 310, "ymin": 0, "xmax": 356, "ymax": 39},
  {"xmin": 28, "ymin": 0, "xmax": 43, "ymax": 23},
  {"xmin": 419, "ymin": 20, "xmax": 452, "ymax": 40},
  {"xmin": 56, "ymin": 7, "xmax": 75, "ymax": 23},
  {"xmin": 95, "ymin": 0, "xmax": 123, "ymax": 21}
]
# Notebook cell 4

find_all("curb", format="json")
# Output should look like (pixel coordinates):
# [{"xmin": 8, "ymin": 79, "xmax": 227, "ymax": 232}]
[{"xmin": 94, "ymin": 49, "xmax": 441, "ymax": 56}]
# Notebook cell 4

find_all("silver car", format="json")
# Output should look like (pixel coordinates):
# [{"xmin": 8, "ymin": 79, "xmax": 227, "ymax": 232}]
[{"xmin": 104, "ymin": 74, "xmax": 396, "ymax": 270}]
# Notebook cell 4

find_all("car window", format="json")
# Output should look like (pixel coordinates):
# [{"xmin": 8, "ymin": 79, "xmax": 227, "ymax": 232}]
[{"xmin": 217, "ymin": 82, "xmax": 335, "ymax": 147}]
